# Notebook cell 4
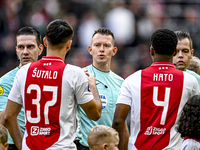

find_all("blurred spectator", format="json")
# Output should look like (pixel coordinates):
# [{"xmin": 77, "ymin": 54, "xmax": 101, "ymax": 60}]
[
  {"xmin": 120, "ymin": 62, "xmax": 136, "ymax": 79},
  {"xmin": 183, "ymin": 7, "xmax": 200, "ymax": 57},
  {"xmin": 26, "ymin": 1, "xmax": 49, "ymax": 34},
  {"xmin": 137, "ymin": 0, "xmax": 164, "ymax": 42},
  {"xmin": 66, "ymin": 48, "xmax": 92, "ymax": 68},
  {"xmin": 0, "ymin": 0, "xmax": 200, "ymax": 78},
  {"xmin": 104, "ymin": 2, "xmax": 135, "ymax": 47},
  {"xmin": 78, "ymin": 11, "xmax": 101, "ymax": 54},
  {"xmin": 64, "ymin": 13, "xmax": 79, "ymax": 47}
]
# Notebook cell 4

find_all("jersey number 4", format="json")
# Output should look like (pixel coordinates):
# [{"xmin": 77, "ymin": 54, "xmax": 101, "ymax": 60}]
[
  {"xmin": 26, "ymin": 84, "xmax": 58, "ymax": 124},
  {"xmin": 153, "ymin": 86, "xmax": 170, "ymax": 125}
]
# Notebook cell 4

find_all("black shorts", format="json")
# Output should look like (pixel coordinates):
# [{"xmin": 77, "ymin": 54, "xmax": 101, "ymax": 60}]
[
  {"xmin": 8, "ymin": 144, "xmax": 18, "ymax": 150},
  {"xmin": 74, "ymin": 139, "xmax": 89, "ymax": 150}
]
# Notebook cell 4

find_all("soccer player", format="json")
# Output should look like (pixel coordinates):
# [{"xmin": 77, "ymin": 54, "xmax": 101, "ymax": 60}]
[
  {"xmin": 173, "ymin": 30, "xmax": 200, "ymax": 86},
  {"xmin": 0, "ymin": 26, "xmax": 43, "ymax": 150},
  {"xmin": 112, "ymin": 29, "xmax": 199, "ymax": 150},
  {"xmin": 75, "ymin": 28, "xmax": 124, "ymax": 150},
  {"xmin": 3, "ymin": 19, "xmax": 102, "ymax": 150},
  {"xmin": 0, "ymin": 125, "xmax": 9, "ymax": 150},
  {"xmin": 87, "ymin": 125, "xmax": 119, "ymax": 150},
  {"xmin": 177, "ymin": 95, "xmax": 200, "ymax": 150}
]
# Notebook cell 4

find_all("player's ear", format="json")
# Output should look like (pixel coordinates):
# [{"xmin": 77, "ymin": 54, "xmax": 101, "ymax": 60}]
[
  {"xmin": 38, "ymin": 44, "xmax": 43, "ymax": 56},
  {"xmin": 173, "ymin": 49, "xmax": 177, "ymax": 56},
  {"xmin": 190, "ymin": 49, "xmax": 194, "ymax": 58},
  {"xmin": 4, "ymin": 142, "xmax": 9, "ymax": 149},
  {"xmin": 102, "ymin": 143, "xmax": 108, "ymax": 150},
  {"xmin": 43, "ymin": 37, "xmax": 47, "ymax": 47},
  {"xmin": 112, "ymin": 47, "xmax": 117, "ymax": 56},
  {"xmin": 88, "ymin": 46, "xmax": 92, "ymax": 55},
  {"xmin": 66, "ymin": 40, "xmax": 72, "ymax": 50},
  {"xmin": 150, "ymin": 46, "xmax": 155, "ymax": 56}
]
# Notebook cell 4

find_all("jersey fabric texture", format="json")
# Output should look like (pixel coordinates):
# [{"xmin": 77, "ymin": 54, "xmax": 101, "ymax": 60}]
[
  {"xmin": 180, "ymin": 138, "xmax": 200, "ymax": 150},
  {"xmin": 8, "ymin": 56, "xmax": 94, "ymax": 150},
  {"xmin": 0, "ymin": 67, "xmax": 25, "ymax": 144},
  {"xmin": 117, "ymin": 62, "xmax": 199, "ymax": 150},
  {"xmin": 76, "ymin": 65, "xmax": 124, "ymax": 147},
  {"xmin": 186, "ymin": 69, "xmax": 200, "ymax": 87}
]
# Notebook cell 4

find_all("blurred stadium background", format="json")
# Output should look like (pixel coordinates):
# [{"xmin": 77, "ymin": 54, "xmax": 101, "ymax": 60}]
[{"xmin": 0, "ymin": 0, "xmax": 200, "ymax": 78}]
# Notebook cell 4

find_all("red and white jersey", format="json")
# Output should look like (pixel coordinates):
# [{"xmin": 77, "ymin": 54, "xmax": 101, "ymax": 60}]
[
  {"xmin": 117, "ymin": 62, "xmax": 199, "ymax": 150},
  {"xmin": 8, "ymin": 56, "xmax": 93, "ymax": 150},
  {"xmin": 180, "ymin": 138, "xmax": 200, "ymax": 150}
]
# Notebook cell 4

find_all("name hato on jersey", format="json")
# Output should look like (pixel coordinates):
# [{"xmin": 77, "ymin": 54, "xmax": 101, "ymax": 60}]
[{"xmin": 153, "ymin": 73, "xmax": 173, "ymax": 81}]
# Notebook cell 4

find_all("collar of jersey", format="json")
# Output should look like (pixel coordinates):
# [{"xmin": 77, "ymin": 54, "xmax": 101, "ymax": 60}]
[
  {"xmin": 151, "ymin": 62, "xmax": 175, "ymax": 68},
  {"xmin": 184, "ymin": 136, "xmax": 200, "ymax": 143},
  {"xmin": 42, "ymin": 56, "xmax": 64, "ymax": 63},
  {"xmin": 91, "ymin": 65, "xmax": 111, "ymax": 76}
]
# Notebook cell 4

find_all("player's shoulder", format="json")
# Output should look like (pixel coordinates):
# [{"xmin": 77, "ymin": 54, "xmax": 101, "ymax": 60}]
[
  {"xmin": 110, "ymin": 70, "xmax": 124, "ymax": 82},
  {"xmin": 82, "ymin": 65, "xmax": 92, "ymax": 72},
  {"xmin": 182, "ymin": 71, "xmax": 200, "ymax": 89},
  {"xmin": 15, "ymin": 63, "xmax": 32, "ymax": 79},
  {"xmin": 126, "ymin": 70, "xmax": 142, "ymax": 79},
  {"xmin": 66, "ymin": 64, "xmax": 83, "ymax": 70},
  {"xmin": 123, "ymin": 70, "xmax": 142, "ymax": 83},
  {"xmin": 19, "ymin": 63, "xmax": 31, "ymax": 72},
  {"xmin": 183, "ymin": 70, "xmax": 198, "ymax": 80},
  {"xmin": 0, "ymin": 67, "xmax": 19, "ymax": 78},
  {"xmin": 186, "ymin": 69, "xmax": 200, "ymax": 79},
  {"xmin": 65, "ymin": 64, "xmax": 85, "ymax": 75},
  {"xmin": 181, "ymin": 139, "xmax": 200, "ymax": 150},
  {"xmin": 0, "ymin": 67, "xmax": 19, "ymax": 83}
]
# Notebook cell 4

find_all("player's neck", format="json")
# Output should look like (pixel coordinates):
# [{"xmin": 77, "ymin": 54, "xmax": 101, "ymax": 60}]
[
  {"xmin": 153, "ymin": 54, "xmax": 173, "ymax": 63},
  {"xmin": 46, "ymin": 49, "xmax": 67, "ymax": 61},
  {"xmin": 92, "ymin": 63, "xmax": 110, "ymax": 72}
]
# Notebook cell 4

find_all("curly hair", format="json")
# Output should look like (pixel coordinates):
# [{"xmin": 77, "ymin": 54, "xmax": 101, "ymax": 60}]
[
  {"xmin": 151, "ymin": 29, "xmax": 178, "ymax": 55},
  {"xmin": 176, "ymin": 95, "xmax": 200, "ymax": 139}
]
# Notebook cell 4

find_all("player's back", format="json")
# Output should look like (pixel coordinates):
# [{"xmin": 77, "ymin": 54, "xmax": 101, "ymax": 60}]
[
  {"xmin": 126, "ymin": 62, "xmax": 199, "ymax": 150},
  {"xmin": 12, "ymin": 56, "xmax": 91, "ymax": 150}
]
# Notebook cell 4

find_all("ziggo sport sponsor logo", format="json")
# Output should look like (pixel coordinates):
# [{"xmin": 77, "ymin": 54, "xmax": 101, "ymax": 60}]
[
  {"xmin": 144, "ymin": 126, "xmax": 166, "ymax": 135},
  {"xmin": 31, "ymin": 126, "xmax": 51, "ymax": 136}
]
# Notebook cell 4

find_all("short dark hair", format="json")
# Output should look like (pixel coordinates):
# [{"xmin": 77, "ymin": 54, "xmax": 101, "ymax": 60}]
[
  {"xmin": 92, "ymin": 28, "xmax": 114, "ymax": 39},
  {"xmin": 45, "ymin": 19, "xmax": 74, "ymax": 48},
  {"xmin": 92, "ymin": 28, "xmax": 115, "ymax": 44},
  {"xmin": 151, "ymin": 29, "xmax": 178, "ymax": 55},
  {"xmin": 176, "ymin": 95, "xmax": 200, "ymax": 139},
  {"xmin": 16, "ymin": 26, "xmax": 41, "ymax": 46},
  {"xmin": 174, "ymin": 30, "xmax": 193, "ymax": 49}
]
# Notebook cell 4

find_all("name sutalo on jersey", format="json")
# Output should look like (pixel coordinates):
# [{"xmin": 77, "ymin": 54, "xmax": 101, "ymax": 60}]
[
  {"xmin": 153, "ymin": 73, "xmax": 173, "ymax": 82},
  {"xmin": 32, "ymin": 67, "xmax": 58, "ymax": 79}
]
